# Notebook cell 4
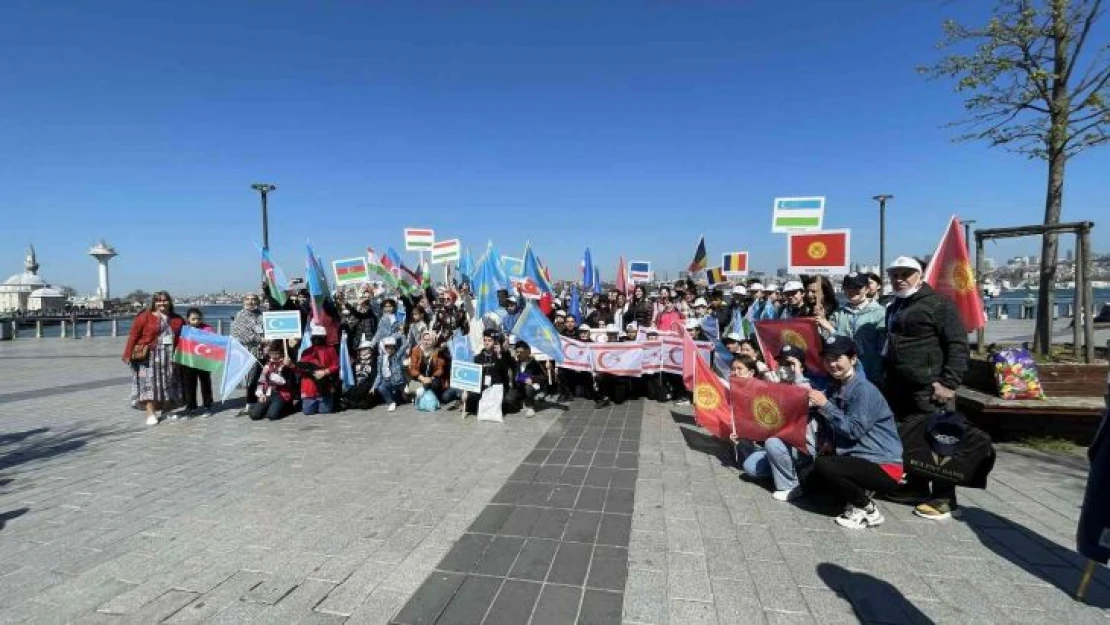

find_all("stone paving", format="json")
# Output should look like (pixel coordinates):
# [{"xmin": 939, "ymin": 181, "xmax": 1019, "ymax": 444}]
[{"xmin": 1, "ymin": 337, "xmax": 1109, "ymax": 624}]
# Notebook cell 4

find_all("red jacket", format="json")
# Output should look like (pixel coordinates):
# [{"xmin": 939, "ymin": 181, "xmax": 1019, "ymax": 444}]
[
  {"xmin": 123, "ymin": 310, "xmax": 185, "ymax": 360},
  {"xmin": 299, "ymin": 344, "xmax": 339, "ymax": 398}
]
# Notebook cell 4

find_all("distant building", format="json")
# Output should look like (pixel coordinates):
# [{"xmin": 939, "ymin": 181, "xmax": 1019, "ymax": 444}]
[
  {"xmin": 0, "ymin": 246, "xmax": 67, "ymax": 312},
  {"xmin": 776, "ymin": 267, "xmax": 789, "ymax": 278}
]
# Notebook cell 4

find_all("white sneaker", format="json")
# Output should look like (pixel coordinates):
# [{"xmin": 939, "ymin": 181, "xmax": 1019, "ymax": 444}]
[
  {"xmin": 772, "ymin": 487, "xmax": 802, "ymax": 502},
  {"xmin": 145, "ymin": 415, "xmax": 158, "ymax": 426},
  {"xmin": 835, "ymin": 503, "xmax": 884, "ymax": 529},
  {"xmin": 673, "ymin": 398, "xmax": 691, "ymax": 406},
  {"xmin": 524, "ymin": 408, "xmax": 536, "ymax": 417},
  {"xmin": 388, "ymin": 403, "xmax": 397, "ymax": 412}
]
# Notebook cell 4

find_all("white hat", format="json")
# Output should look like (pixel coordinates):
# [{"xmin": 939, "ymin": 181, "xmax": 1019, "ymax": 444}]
[
  {"xmin": 358, "ymin": 338, "xmax": 373, "ymax": 350},
  {"xmin": 887, "ymin": 256, "xmax": 923, "ymax": 273},
  {"xmin": 506, "ymin": 295, "xmax": 519, "ymax": 303},
  {"xmin": 625, "ymin": 322, "xmax": 638, "ymax": 332},
  {"xmin": 684, "ymin": 318, "xmax": 699, "ymax": 330},
  {"xmin": 605, "ymin": 324, "xmax": 619, "ymax": 333},
  {"xmin": 554, "ymin": 309, "xmax": 567, "ymax": 317},
  {"xmin": 693, "ymin": 297, "xmax": 708, "ymax": 308},
  {"xmin": 731, "ymin": 285, "xmax": 748, "ymax": 296},
  {"xmin": 724, "ymin": 332, "xmax": 744, "ymax": 343},
  {"xmin": 783, "ymin": 280, "xmax": 804, "ymax": 293},
  {"xmin": 749, "ymin": 282, "xmax": 765, "ymax": 291},
  {"xmin": 578, "ymin": 323, "xmax": 592, "ymax": 331},
  {"xmin": 507, "ymin": 334, "xmax": 517, "ymax": 344},
  {"xmin": 310, "ymin": 323, "xmax": 327, "ymax": 337},
  {"xmin": 382, "ymin": 337, "xmax": 397, "ymax": 347}
]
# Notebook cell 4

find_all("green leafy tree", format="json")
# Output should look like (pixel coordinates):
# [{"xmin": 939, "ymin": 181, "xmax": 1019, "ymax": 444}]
[{"xmin": 921, "ymin": 0, "xmax": 1109, "ymax": 354}]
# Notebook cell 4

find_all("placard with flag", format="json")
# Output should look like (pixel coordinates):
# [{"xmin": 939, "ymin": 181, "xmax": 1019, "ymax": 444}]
[
  {"xmin": 753, "ymin": 318, "xmax": 824, "ymax": 377},
  {"xmin": 730, "ymin": 377, "xmax": 810, "ymax": 452},
  {"xmin": 772, "ymin": 197, "xmax": 825, "ymax": 233},
  {"xmin": 332, "ymin": 257, "xmax": 369, "ymax": 285},
  {"xmin": 404, "ymin": 228, "xmax": 435, "ymax": 251},
  {"xmin": 450, "ymin": 361, "xmax": 483, "ymax": 393},
  {"xmin": 722, "ymin": 252, "xmax": 749, "ymax": 276},
  {"xmin": 924, "ymin": 215, "xmax": 985, "ymax": 332},
  {"xmin": 787, "ymin": 229, "xmax": 850, "ymax": 275},
  {"xmin": 432, "ymin": 239, "xmax": 461, "ymax": 264},
  {"xmin": 262, "ymin": 311, "xmax": 302, "ymax": 340},
  {"xmin": 629, "ymin": 261, "xmax": 652, "ymax": 283}
]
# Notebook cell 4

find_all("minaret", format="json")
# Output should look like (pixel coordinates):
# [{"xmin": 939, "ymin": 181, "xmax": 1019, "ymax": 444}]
[
  {"xmin": 88, "ymin": 240, "xmax": 118, "ymax": 300},
  {"xmin": 25, "ymin": 245, "xmax": 39, "ymax": 275}
]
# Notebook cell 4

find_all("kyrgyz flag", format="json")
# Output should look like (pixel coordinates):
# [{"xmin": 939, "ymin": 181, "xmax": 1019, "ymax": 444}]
[
  {"xmin": 924, "ymin": 215, "xmax": 985, "ymax": 332},
  {"xmin": 688, "ymin": 236, "xmax": 708, "ymax": 273},
  {"xmin": 684, "ymin": 326, "xmax": 732, "ymax": 439},
  {"xmin": 730, "ymin": 377, "xmax": 810, "ymax": 452},
  {"xmin": 788, "ymin": 231, "xmax": 849, "ymax": 271},
  {"xmin": 753, "ymin": 319, "xmax": 823, "ymax": 377},
  {"xmin": 174, "ymin": 327, "xmax": 228, "ymax": 373}
]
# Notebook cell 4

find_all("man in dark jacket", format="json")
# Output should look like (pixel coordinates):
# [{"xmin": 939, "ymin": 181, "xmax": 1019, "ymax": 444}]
[
  {"xmin": 881, "ymin": 256, "xmax": 970, "ymax": 519},
  {"xmin": 506, "ymin": 341, "xmax": 547, "ymax": 416},
  {"xmin": 881, "ymin": 256, "xmax": 969, "ymax": 420},
  {"xmin": 467, "ymin": 329, "xmax": 514, "ymax": 415}
]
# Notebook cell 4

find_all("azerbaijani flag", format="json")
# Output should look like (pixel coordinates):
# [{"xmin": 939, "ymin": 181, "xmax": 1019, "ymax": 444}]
[
  {"xmin": 259, "ymin": 246, "xmax": 288, "ymax": 306},
  {"xmin": 722, "ymin": 252, "xmax": 748, "ymax": 274},
  {"xmin": 173, "ymin": 327, "xmax": 228, "ymax": 373},
  {"xmin": 333, "ymin": 257, "xmax": 369, "ymax": 284}
]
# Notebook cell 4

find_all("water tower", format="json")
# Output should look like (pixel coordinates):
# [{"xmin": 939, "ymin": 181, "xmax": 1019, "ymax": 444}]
[{"xmin": 88, "ymin": 240, "xmax": 118, "ymax": 300}]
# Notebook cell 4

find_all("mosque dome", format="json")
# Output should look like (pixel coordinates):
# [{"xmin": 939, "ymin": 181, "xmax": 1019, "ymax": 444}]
[
  {"xmin": 2, "ymin": 272, "xmax": 47, "ymax": 290},
  {"xmin": 29, "ymin": 286, "xmax": 65, "ymax": 298}
]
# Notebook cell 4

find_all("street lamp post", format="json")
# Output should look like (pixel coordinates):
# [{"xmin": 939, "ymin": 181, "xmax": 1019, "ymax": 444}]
[
  {"xmin": 872, "ymin": 194, "xmax": 894, "ymax": 288},
  {"xmin": 250, "ymin": 183, "xmax": 277, "ymax": 250},
  {"xmin": 963, "ymin": 219, "xmax": 977, "ymax": 255}
]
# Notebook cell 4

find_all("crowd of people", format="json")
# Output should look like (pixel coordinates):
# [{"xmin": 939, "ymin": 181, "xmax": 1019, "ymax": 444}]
[{"xmin": 122, "ymin": 253, "xmax": 973, "ymax": 530}]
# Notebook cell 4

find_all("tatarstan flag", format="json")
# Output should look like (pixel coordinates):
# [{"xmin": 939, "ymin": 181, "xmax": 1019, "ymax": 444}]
[
  {"xmin": 729, "ymin": 376, "xmax": 810, "ymax": 452},
  {"xmin": 788, "ymin": 230, "xmax": 849, "ymax": 272},
  {"xmin": 753, "ymin": 318, "xmax": 823, "ymax": 377},
  {"xmin": 924, "ymin": 215, "xmax": 984, "ymax": 332},
  {"xmin": 173, "ymin": 327, "xmax": 227, "ymax": 373}
]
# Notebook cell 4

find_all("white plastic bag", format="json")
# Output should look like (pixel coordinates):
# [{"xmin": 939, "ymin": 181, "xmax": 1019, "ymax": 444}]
[{"xmin": 477, "ymin": 385, "xmax": 504, "ymax": 423}]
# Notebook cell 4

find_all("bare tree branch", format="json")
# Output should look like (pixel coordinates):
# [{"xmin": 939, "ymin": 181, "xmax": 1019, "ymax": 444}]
[{"xmin": 1066, "ymin": 0, "xmax": 1104, "ymax": 82}]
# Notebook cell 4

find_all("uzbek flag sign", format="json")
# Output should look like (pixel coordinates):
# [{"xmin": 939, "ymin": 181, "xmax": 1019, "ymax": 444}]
[
  {"xmin": 722, "ymin": 252, "xmax": 749, "ymax": 276},
  {"xmin": 729, "ymin": 377, "xmax": 809, "ymax": 452},
  {"xmin": 174, "ymin": 327, "xmax": 227, "ymax": 373},
  {"xmin": 404, "ymin": 228, "xmax": 435, "ymax": 251},
  {"xmin": 753, "ymin": 319, "xmax": 824, "ymax": 377},
  {"xmin": 787, "ymin": 230, "xmax": 850, "ymax": 275},
  {"xmin": 332, "ymin": 257, "xmax": 369, "ymax": 285}
]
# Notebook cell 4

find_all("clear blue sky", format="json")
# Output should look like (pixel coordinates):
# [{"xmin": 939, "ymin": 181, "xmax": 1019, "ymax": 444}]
[{"xmin": 2, "ymin": 0, "xmax": 1107, "ymax": 296}]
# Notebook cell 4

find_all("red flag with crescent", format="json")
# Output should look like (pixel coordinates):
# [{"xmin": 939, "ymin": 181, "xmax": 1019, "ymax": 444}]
[
  {"xmin": 924, "ymin": 215, "xmax": 984, "ymax": 332},
  {"xmin": 729, "ymin": 377, "xmax": 809, "ymax": 452},
  {"xmin": 753, "ymin": 319, "xmax": 823, "ymax": 377}
]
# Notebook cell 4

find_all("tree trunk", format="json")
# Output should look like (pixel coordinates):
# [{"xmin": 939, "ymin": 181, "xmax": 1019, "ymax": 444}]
[{"xmin": 1033, "ymin": 148, "xmax": 1066, "ymax": 355}]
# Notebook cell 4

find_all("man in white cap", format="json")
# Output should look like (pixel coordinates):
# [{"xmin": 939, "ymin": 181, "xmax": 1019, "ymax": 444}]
[
  {"xmin": 880, "ymin": 255, "xmax": 970, "ymax": 520},
  {"xmin": 779, "ymin": 280, "xmax": 805, "ymax": 319}
]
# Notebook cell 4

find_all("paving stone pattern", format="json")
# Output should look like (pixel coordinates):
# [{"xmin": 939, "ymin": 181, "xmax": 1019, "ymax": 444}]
[
  {"xmin": 392, "ymin": 400, "xmax": 639, "ymax": 624},
  {"xmin": 2, "ymin": 338, "xmax": 1110, "ymax": 624}
]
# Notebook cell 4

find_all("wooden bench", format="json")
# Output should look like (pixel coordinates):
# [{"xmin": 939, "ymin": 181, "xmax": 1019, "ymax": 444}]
[{"xmin": 957, "ymin": 386, "xmax": 1105, "ymax": 443}]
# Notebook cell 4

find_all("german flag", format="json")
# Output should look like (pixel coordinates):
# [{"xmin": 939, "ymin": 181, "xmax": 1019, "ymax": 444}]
[
  {"xmin": 722, "ymin": 252, "xmax": 748, "ymax": 274},
  {"xmin": 787, "ymin": 230, "xmax": 849, "ymax": 271},
  {"xmin": 688, "ymin": 236, "xmax": 708, "ymax": 273}
]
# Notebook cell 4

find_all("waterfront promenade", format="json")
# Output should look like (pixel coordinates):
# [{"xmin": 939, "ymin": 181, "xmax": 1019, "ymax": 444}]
[{"xmin": 1, "ymin": 338, "xmax": 1109, "ymax": 623}]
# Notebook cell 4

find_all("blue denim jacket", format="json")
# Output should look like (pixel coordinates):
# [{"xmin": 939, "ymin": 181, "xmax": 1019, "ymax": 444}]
[{"xmin": 817, "ymin": 374, "xmax": 903, "ymax": 465}]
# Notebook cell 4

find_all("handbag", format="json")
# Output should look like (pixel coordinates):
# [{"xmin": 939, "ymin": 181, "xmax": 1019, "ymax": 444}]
[{"xmin": 130, "ymin": 343, "xmax": 151, "ymax": 363}]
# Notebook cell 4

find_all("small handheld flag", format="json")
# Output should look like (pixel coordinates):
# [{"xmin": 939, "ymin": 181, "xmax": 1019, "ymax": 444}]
[{"xmin": 706, "ymin": 266, "xmax": 727, "ymax": 286}]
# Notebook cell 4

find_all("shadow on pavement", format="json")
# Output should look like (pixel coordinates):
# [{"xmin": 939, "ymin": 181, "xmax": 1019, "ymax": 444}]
[
  {"xmin": 0, "ymin": 424, "xmax": 136, "ymax": 473},
  {"xmin": 960, "ymin": 506, "xmax": 1110, "ymax": 609},
  {"xmin": 817, "ymin": 563, "xmax": 935, "ymax": 624},
  {"xmin": 0, "ymin": 507, "xmax": 29, "ymax": 531}
]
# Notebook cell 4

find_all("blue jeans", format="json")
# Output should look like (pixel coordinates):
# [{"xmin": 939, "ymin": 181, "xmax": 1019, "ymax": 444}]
[
  {"xmin": 377, "ymin": 382, "xmax": 405, "ymax": 405},
  {"xmin": 302, "ymin": 396, "xmax": 333, "ymax": 415},
  {"xmin": 741, "ymin": 437, "xmax": 802, "ymax": 492},
  {"xmin": 439, "ymin": 387, "xmax": 462, "ymax": 404}
]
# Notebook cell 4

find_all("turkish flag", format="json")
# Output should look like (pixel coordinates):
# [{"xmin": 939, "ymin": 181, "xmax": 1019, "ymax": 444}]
[
  {"xmin": 729, "ymin": 377, "xmax": 810, "ymax": 452},
  {"xmin": 924, "ymin": 215, "xmax": 984, "ymax": 332},
  {"xmin": 753, "ymin": 319, "xmax": 824, "ymax": 377},
  {"xmin": 788, "ymin": 231, "xmax": 849, "ymax": 271}
]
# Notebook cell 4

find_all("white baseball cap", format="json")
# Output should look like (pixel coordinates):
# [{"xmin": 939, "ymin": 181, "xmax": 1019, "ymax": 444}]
[
  {"xmin": 887, "ymin": 256, "xmax": 923, "ymax": 273},
  {"xmin": 783, "ymin": 280, "xmax": 804, "ymax": 293},
  {"xmin": 693, "ymin": 298, "xmax": 708, "ymax": 308},
  {"xmin": 749, "ymin": 282, "xmax": 765, "ymax": 291},
  {"xmin": 724, "ymin": 332, "xmax": 744, "ymax": 343},
  {"xmin": 731, "ymin": 285, "xmax": 748, "ymax": 296}
]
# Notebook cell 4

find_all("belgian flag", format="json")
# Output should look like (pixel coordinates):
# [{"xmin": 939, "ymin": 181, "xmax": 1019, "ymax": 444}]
[{"xmin": 688, "ymin": 236, "xmax": 708, "ymax": 273}]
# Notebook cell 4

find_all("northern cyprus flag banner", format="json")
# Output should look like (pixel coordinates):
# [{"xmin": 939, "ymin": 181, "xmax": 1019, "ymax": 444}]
[{"xmin": 404, "ymin": 228, "xmax": 435, "ymax": 251}]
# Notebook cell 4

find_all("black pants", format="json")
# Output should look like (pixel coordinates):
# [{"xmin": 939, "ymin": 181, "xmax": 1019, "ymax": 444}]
[
  {"xmin": 182, "ymin": 366, "xmax": 213, "ymax": 409},
  {"xmin": 249, "ymin": 396, "xmax": 292, "ymax": 420},
  {"xmin": 884, "ymin": 379, "xmax": 952, "ymax": 422},
  {"xmin": 506, "ymin": 383, "xmax": 542, "ymax": 411},
  {"xmin": 244, "ymin": 363, "xmax": 262, "ymax": 406},
  {"xmin": 812, "ymin": 456, "xmax": 899, "ymax": 508}
]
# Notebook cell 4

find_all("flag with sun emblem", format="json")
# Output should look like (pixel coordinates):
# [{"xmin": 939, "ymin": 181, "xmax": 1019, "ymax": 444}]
[
  {"xmin": 679, "ymin": 323, "xmax": 732, "ymax": 439},
  {"xmin": 729, "ymin": 377, "xmax": 810, "ymax": 452},
  {"xmin": 924, "ymin": 215, "xmax": 985, "ymax": 332},
  {"xmin": 512, "ymin": 301, "xmax": 566, "ymax": 363},
  {"xmin": 753, "ymin": 318, "xmax": 823, "ymax": 377}
]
